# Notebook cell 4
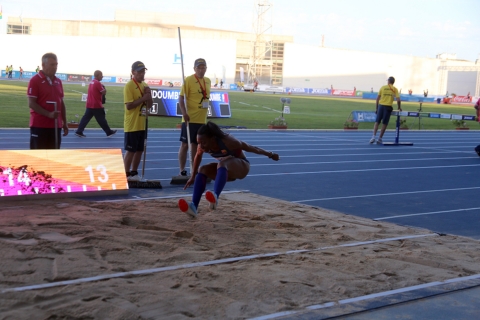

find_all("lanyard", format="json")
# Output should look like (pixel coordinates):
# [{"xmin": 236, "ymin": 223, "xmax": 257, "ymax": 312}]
[
  {"xmin": 388, "ymin": 84, "xmax": 395, "ymax": 94},
  {"xmin": 132, "ymin": 78, "xmax": 144, "ymax": 96},
  {"xmin": 194, "ymin": 74, "xmax": 207, "ymax": 99}
]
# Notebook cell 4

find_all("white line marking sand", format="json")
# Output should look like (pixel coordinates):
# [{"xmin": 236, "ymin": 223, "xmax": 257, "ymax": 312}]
[{"xmin": 251, "ymin": 273, "xmax": 480, "ymax": 320}]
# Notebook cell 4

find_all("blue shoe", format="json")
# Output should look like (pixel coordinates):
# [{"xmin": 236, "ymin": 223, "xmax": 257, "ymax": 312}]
[
  {"xmin": 205, "ymin": 190, "xmax": 218, "ymax": 210},
  {"xmin": 178, "ymin": 199, "xmax": 197, "ymax": 218}
]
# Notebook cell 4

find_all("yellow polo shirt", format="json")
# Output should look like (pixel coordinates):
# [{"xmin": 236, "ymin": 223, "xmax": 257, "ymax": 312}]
[
  {"xmin": 180, "ymin": 75, "xmax": 211, "ymax": 124},
  {"xmin": 123, "ymin": 80, "xmax": 147, "ymax": 132},
  {"xmin": 378, "ymin": 84, "xmax": 400, "ymax": 106}
]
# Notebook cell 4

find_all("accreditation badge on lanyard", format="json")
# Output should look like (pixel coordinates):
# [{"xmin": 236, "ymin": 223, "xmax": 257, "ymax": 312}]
[
  {"xmin": 195, "ymin": 75, "xmax": 209, "ymax": 108},
  {"xmin": 133, "ymin": 78, "xmax": 147, "ymax": 116}
]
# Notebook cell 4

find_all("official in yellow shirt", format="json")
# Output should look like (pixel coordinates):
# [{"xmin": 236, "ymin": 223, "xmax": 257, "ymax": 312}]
[
  {"xmin": 123, "ymin": 61, "xmax": 153, "ymax": 180},
  {"xmin": 370, "ymin": 76, "xmax": 402, "ymax": 144},
  {"xmin": 177, "ymin": 58, "xmax": 211, "ymax": 177}
]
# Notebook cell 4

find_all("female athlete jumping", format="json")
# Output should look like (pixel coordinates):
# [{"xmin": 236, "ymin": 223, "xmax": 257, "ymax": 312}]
[{"xmin": 178, "ymin": 121, "xmax": 280, "ymax": 217}]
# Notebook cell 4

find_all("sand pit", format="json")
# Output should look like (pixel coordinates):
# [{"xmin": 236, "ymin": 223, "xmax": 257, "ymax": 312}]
[{"xmin": 1, "ymin": 192, "xmax": 480, "ymax": 319}]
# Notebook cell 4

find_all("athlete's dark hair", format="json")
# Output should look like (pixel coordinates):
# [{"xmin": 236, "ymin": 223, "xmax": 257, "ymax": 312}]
[{"xmin": 197, "ymin": 121, "xmax": 228, "ymax": 138}]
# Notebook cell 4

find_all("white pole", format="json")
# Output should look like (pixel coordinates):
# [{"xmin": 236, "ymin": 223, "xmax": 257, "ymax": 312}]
[{"xmin": 178, "ymin": 27, "xmax": 193, "ymax": 174}]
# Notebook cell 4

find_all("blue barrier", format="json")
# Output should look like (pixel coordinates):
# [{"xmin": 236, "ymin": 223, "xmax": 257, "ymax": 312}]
[
  {"xmin": 284, "ymin": 87, "xmax": 330, "ymax": 95},
  {"xmin": 350, "ymin": 111, "xmax": 377, "ymax": 122},
  {"xmin": 348, "ymin": 110, "xmax": 477, "ymax": 125},
  {"xmin": 362, "ymin": 92, "xmax": 436, "ymax": 102},
  {"xmin": 392, "ymin": 111, "xmax": 476, "ymax": 121}
]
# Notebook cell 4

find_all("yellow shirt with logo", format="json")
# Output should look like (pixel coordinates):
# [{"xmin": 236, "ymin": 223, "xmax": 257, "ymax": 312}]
[
  {"xmin": 180, "ymin": 75, "xmax": 211, "ymax": 124},
  {"xmin": 378, "ymin": 84, "xmax": 400, "ymax": 106},
  {"xmin": 123, "ymin": 80, "xmax": 147, "ymax": 132}
]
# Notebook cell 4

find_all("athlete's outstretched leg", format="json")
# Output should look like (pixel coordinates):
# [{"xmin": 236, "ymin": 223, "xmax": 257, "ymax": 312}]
[
  {"xmin": 206, "ymin": 167, "xmax": 227, "ymax": 210},
  {"xmin": 179, "ymin": 173, "xmax": 207, "ymax": 217},
  {"xmin": 192, "ymin": 173, "xmax": 208, "ymax": 208},
  {"xmin": 213, "ymin": 167, "xmax": 228, "ymax": 197}
]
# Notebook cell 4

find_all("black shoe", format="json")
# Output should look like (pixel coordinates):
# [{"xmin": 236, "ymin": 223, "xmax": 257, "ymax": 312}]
[
  {"xmin": 75, "ymin": 132, "xmax": 86, "ymax": 138},
  {"xmin": 107, "ymin": 130, "xmax": 117, "ymax": 138},
  {"xmin": 180, "ymin": 170, "xmax": 187, "ymax": 176}
]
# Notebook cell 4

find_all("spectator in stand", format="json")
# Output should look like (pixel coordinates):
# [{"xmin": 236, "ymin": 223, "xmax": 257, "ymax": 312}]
[
  {"xmin": 19, "ymin": 66, "xmax": 23, "ymax": 79},
  {"xmin": 424, "ymin": 89, "xmax": 428, "ymax": 97},
  {"xmin": 408, "ymin": 89, "xmax": 413, "ymax": 95},
  {"xmin": 75, "ymin": 70, "xmax": 117, "ymax": 138},
  {"xmin": 27, "ymin": 52, "xmax": 69, "ymax": 149},
  {"xmin": 369, "ymin": 76, "xmax": 402, "ymax": 144}
]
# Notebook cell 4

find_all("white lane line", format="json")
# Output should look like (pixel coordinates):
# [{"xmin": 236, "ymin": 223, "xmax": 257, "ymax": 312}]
[
  {"xmin": 0, "ymin": 234, "xmax": 436, "ymax": 294},
  {"xmin": 374, "ymin": 207, "xmax": 480, "ymax": 221},
  {"xmin": 250, "ymin": 273, "xmax": 480, "ymax": 320},
  {"xmin": 293, "ymin": 186, "xmax": 480, "ymax": 203},
  {"xmin": 248, "ymin": 163, "xmax": 480, "ymax": 177},
  {"xmin": 249, "ymin": 156, "xmax": 477, "ymax": 167},
  {"xmin": 99, "ymin": 156, "xmax": 478, "ymax": 171},
  {"xmin": 94, "ymin": 190, "xmax": 249, "ymax": 202}
]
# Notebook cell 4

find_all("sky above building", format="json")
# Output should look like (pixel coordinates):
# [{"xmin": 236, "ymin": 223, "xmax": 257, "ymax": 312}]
[{"xmin": 1, "ymin": 0, "xmax": 479, "ymax": 61}]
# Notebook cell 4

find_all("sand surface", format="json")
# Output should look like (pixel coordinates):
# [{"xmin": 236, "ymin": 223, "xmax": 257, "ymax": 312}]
[{"xmin": 1, "ymin": 192, "xmax": 480, "ymax": 319}]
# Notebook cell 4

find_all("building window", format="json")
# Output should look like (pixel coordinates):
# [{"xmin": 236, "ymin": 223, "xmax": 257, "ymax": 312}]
[{"xmin": 7, "ymin": 24, "xmax": 31, "ymax": 34}]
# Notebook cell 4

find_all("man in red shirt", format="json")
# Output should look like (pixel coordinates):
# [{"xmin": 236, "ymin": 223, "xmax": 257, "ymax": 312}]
[
  {"xmin": 27, "ymin": 52, "xmax": 69, "ymax": 149},
  {"xmin": 75, "ymin": 70, "xmax": 116, "ymax": 138}
]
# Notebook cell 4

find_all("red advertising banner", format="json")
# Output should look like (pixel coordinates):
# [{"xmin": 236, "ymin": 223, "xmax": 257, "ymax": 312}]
[
  {"xmin": 145, "ymin": 79, "xmax": 163, "ymax": 86},
  {"xmin": 452, "ymin": 96, "xmax": 472, "ymax": 103},
  {"xmin": 332, "ymin": 89, "xmax": 356, "ymax": 96}
]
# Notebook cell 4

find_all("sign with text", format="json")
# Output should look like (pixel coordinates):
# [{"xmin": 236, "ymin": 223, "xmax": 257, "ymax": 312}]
[
  {"xmin": 149, "ymin": 88, "xmax": 231, "ymax": 118},
  {"xmin": 0, "ymin": 149, "xmax": 128, "ymax": 200}
]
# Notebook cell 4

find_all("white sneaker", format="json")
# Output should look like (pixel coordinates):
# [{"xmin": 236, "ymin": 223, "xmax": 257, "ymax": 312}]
[
  {"xmin": 376, "ymin": 138, "xmax": 383, "ymax": 144},
  {"xmin": 178, "ymin": 199, "xmax": 198, "ymax": 218},
  {"xmin": 127, "ymin": 174, "xmax": 141, "ymax": 181},
  {"xmin": 205, "ymin": 190, "xmax": 218, "ymax": 210},
  {"xmin": 369, "ymin": 137, "xmax": 376, "ymax": 144}
]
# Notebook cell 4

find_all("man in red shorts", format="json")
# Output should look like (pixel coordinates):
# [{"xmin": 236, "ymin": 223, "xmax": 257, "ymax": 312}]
[
  {"xmin": 27, "ymin": 52, "xmax": 69, "ymax": 149},
  {"xmin": 75, "ymin": 70, "xmax": 116, "ymax": 138}
]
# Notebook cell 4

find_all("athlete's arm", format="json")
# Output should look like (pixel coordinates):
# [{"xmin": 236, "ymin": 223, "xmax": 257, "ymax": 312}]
[
  {"xmin": 375, "ymin": 95, "xmax": 381, "ymax": 114},
  {"xmin": 184, "ymin": 146, "xmax": 205, "ymax": 189},
  {"xmin": 238, "ymin": 139, "xmax": 280, "ymax": 161}
]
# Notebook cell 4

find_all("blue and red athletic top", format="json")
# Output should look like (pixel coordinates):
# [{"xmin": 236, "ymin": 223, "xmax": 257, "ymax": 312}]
[{"xmin": 208, "ymin": 137, "xmax": 247, "ymax": 161}]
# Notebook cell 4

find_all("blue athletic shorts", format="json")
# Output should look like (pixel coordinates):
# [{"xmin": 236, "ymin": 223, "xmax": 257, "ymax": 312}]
[
  {"xmin": 179, "ymin": 122, "xmax": 204, "ymax": 144},
  {"xmin": 376, "ymin": 105, "xmax": 393, "ymax": 125}
]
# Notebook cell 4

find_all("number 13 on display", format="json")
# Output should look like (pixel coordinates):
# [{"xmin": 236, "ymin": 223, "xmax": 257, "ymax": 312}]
[{"xmin": 85, "ymin": 165, "xmax": 109, "ymax": 183}]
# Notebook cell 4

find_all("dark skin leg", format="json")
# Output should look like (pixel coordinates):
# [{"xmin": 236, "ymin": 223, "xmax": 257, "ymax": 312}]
[{"xmin": 198, "ymin": 157, "xmax": 250, "ymax": 181}]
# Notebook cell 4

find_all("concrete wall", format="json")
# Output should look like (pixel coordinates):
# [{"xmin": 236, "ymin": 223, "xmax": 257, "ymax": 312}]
[
  {"xmin": 0, "ymin": 34, "xmax": 237, "ymax": 83},
  {"xmin": 282, "ymin": 43, "xmax": 480, "ymax": 95},
  {"xmin": 282, "ymin": 43, "xmax": 445, "ymax": 94}
]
